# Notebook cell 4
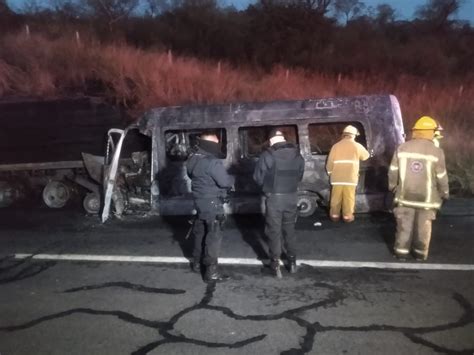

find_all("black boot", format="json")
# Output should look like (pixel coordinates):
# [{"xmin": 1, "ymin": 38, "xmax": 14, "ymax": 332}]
[
  {"xmin": 204, "ymin": 264, "xmax": 229, "ymax": 283},
  {"xmin": 270, "ymin": 258, "xmax": 282, "ymax": 279},
  {"xmin": 192, "ymin": 258, "xmax": 201, "ymax": 273},
  {"xmin": 288, "ymin": 256, "xmax": 297, "ymax": 274}
]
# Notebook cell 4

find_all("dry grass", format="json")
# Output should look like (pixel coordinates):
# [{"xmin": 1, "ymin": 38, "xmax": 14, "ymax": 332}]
[{"xmin": 1, "ymin": 33, "xmax": 473, "ymax": 194}]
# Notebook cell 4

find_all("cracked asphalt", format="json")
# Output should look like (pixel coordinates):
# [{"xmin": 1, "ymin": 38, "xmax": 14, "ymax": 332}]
[{"xmin": 0, "ymin": 205, "xmax": 473, "ymax": 355}]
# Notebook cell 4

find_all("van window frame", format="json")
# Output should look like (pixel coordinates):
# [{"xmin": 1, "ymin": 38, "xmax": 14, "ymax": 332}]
[
  {"xmin": 307, "ymin": 121, "xmax": 368, "ymax": 156},
  {"xmin": 238, "ymin": 124, "xmax": 300, "ymax": 159},
  {"xmin": 163, "ymin": 127, "xmax": 228, "ymax": 161}
]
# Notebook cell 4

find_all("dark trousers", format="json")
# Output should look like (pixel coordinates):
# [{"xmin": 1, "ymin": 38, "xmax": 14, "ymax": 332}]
[
  {"xmin": 265, "ymin": 193, "xmax": 298, "ymax": 260},
  {"xmin": 193, "ymin": 218, "xmax": 222, "ymax": 266},
  {"xmin": 192, "ymin": 198, "xmax": 224, "ymax": 266}
]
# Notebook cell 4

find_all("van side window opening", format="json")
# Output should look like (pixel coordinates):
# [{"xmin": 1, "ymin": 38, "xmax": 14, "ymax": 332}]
[
  {"xmin": 165, "ymin": 128, "xmax": 227, "ymax": 161},
  {"xmin": 239, "ymin": 125, "xmax": 299, "ymax": 158},
  {"xmin": 308, "ymin": 122, "xmax": 367, "ymax": 155}
]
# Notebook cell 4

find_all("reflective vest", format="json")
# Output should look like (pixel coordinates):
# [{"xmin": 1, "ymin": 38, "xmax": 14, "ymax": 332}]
[
  {"xmin": 326, "ymin": 137, "xmax": 370, "ymax": 185},
  {"xmin": 388, "ymin": 138, "xmax": 449, "ymax": 209}
]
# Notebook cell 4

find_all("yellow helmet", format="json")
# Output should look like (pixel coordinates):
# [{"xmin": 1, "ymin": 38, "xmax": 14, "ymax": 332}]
[{"xmin": 412, "ymin": 116, "xmax": 439, "ymax": 130}]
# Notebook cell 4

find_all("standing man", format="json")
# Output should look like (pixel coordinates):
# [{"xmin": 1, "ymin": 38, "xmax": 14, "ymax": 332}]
[
  {"xmin": 187, "ymin": 131, "xmax": 234, "ymax": 282},
  {"xmin": 253, "ymin": 129, "xmax": 305, "ymax": 278},
  {"xmin": 326, "ymin": 125, "xmax": 370, "ymax": 222},
  {"xmin": 389, "ymin": 116, "xmax": 449, "ymax": 261}
]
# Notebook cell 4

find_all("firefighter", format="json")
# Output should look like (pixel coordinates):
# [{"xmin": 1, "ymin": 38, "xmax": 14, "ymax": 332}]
[
  {"xmin": 388, "ymin": 116, "xmax": 449, "ymax": 261},
  {"xmin": 186, "ymin": 132, "xmax": 234, "ymax": 282},
  {"xmin": 326, "ymin": 125, "xmax": 370, "ymax": 222},
  {"xmin": 253, "ymin": 129, "xmax": 305, "ymax": 278}
]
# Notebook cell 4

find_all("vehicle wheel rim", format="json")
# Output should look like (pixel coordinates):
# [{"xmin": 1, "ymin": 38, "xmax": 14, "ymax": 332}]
[
  {"xmin": 42, "ymin": 181, "xmax": 70, "ymax": 208},
  {"xmin": 84, "ymin": 193, "xmax": 100, "ymax": 214}
]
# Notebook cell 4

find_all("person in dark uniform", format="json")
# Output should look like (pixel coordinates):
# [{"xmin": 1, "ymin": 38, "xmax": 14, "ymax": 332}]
[
  {"xmin": 253, "ymin": 129, "xmax": 305, "ymax": 278},
  {"xmin": 186, "ymin": 131, "xmax": 234, "ymax": 282}
]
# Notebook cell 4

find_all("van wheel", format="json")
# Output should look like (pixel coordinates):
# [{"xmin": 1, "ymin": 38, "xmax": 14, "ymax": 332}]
[
  {"xmin": 43, "ymin": 180, "xmax": 71, "ymax": 208},
  {"xmin": 297, "ymin": 194, "xmax": 317, "ymax": 217},
  {"xmin": 83, "ymin": 193, "xmax": 100, "ymax": 214}
]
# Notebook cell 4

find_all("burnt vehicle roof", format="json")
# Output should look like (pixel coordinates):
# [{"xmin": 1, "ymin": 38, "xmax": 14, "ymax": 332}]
[
  {"xmin": 139, "ymin": 95, "xmax": 403, "ymax": 133},
  {"xmin": 138, "ymin": 95, "xmax": 404, "ymax": 165}
]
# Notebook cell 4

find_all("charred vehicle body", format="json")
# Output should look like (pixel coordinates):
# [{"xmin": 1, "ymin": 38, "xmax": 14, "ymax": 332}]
[
  {"xmin": 96, "ymin": 95, "xmax": 405, "ymax": 222},
  {"xmin": 0, "ymin": 98, "xmax": 148, "ymax": 211}
]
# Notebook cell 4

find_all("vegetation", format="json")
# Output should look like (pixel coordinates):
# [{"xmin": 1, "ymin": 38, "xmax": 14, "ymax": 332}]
[{"xmin": 0, "ymin": 0, "xmax": 473, "ymax": 194}]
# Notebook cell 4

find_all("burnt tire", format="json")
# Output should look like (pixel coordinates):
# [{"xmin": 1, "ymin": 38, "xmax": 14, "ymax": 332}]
[
  {"xmin": 42, "ymin": 181, "xmax": 71, "ymax": 208},
  {"xmin": 297, "ymin": 194, "xmax": 318, "ymax": 218},
  {"xmin": 83, "ymin": 192, "xmax": 100, "ymax": 214}
]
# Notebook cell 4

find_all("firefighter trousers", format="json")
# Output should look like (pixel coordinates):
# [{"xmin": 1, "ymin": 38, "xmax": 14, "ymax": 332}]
[
  {"xmin": 393, "ymin": 206, "xmax": 436, "ymax": 260},
  {"xmin": 329, "ymin": 185, "xmax": 356, "ymax": 219},
  {"xmin": 265, "ymin": 193, "xmax": 298, "ymax": 260}
]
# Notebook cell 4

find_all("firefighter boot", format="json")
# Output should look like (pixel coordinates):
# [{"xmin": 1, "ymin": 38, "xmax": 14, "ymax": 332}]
[
  {"xmin": 204, "ymin": 264, "xmax": 229, "ymax": 283},
  {"xmin": 413, "ymin": 250, "xmax": 428, "ymax": 262},
  {"xmin": 270, "ymin": 258, "xmax": 282, "ymax": 279},
  {"xmin": 288, "ymin": 256, "xmax": 297, "ymax": 274}
]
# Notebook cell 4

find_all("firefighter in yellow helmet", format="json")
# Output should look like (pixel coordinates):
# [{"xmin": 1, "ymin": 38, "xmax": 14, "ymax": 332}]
[
  {"xmin": 388, "ymin": 116, "xmax": 449, "ymax": 261},
  {"xmin": 326, "ymin": 125, "xmax": 370, "ymax": 222}
]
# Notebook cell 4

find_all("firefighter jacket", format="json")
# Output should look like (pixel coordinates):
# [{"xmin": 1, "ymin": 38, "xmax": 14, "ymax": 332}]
[
  {"xmin": 388, "ymin": 138, "xmax": 449, "ymax": 210},
  {"xmin": 186, "ymin": 141, "xmax": 234, "ymax": 199},
  {"xmin": 326, "ymin": 137, "xmax": 370, "ymax": 186},
  {"xmin": 253, "ymin": 142, "xmax": 305, "ymax": 194}
]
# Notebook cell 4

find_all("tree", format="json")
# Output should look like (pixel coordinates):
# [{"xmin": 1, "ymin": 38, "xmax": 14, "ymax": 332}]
[
  {"xmin": 333, "ymin": 0, "xmax": 365, "ymax": 23},
  {"xmin": 19, "ymin": 0, "xmax": 44, "ymax": 14},
  {"xmin": 144, "ymin": 0, "xmax": 172, "ymax": 17},
  {"xmin": 84, "ymin": 0, "xmax": 139, "ymax": 24},
  {"xmin": 415, "ymin": 0, "xmax": 463, "ymax": 28},
  {"xmin": 49, "ymin": 0, "xmax": 85, "ymax": 19},
  {"xmin": 0, "ymin": 0, "xmax": 11, "ymax": 15},
  {"xmin": 298, "ymin": 0, "xmax": 332, "ymax": 13},
  {"xmin": 374, "ymin": 3, "xmax": 396, "ymax": 25}
]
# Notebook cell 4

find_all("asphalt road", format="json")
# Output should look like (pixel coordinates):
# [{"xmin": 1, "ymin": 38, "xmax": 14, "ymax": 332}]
[{"xmin": 0, "ymin": 205, "xmax": 473, "ymax": 355}]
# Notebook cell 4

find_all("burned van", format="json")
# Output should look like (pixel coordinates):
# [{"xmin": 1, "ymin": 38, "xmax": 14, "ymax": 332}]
[{"xmin": 90, "ymin": 95, "xmax": 405, "ymax": 222}]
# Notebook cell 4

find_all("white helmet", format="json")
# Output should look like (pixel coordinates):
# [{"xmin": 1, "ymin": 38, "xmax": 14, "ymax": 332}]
[
  {"xmin": 343, "ymin": 125, "xmax": 359, "ymax": 136},
  {"xmin": 269, "ymin": 129, "xmax": 286, "ymax": 146}
]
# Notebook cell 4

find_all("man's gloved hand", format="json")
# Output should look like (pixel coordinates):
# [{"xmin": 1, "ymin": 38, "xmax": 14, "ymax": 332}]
[{"xmin": 221, "ymin": 188, "xmax": 234, "ymax": 204}]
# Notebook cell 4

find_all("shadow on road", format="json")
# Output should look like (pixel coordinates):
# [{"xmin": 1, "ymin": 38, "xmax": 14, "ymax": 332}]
[
  {"xmin": 369, "ymin": 211, "xmax": 396, "ymax": 254},
  {"xmin": 232, "ymin": 214, "xmax": 269, "ymax": 262},
  {"xmin": 160, "ymin": 216, "xmax": 195, "ymax": 260},
  {"xmin": 161, "ymin": 214, "xmax": 271, "ymax": 265}
]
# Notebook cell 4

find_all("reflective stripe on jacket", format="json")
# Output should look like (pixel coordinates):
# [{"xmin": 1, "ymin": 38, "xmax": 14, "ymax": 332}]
[
  {"xmin": 388, "ymin": 138, "xmax": 449, "ymax": 210},
  {"xmin": 326, "ymin": 137, "xmax": 370, "ymax": 185}
]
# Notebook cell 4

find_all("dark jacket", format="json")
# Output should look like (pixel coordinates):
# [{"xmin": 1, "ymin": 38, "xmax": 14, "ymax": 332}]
[
  {"xmin": 186, "ymin": 141, "xmax": 234, "ymax": 199},
  {"xmin": 253, "ymin": 142, "xmax": 305, "ymax": 194}
]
